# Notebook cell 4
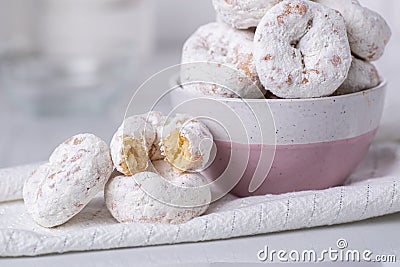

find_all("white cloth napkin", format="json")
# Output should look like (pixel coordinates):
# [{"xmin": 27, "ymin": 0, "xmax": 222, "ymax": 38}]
[
  {"xmin": 1, "ymin": 143, "xmax": 400, "ymax": 257},
  {"xmin": 0, "ymin": 163, "xmax": 42, "ymax": 203}
]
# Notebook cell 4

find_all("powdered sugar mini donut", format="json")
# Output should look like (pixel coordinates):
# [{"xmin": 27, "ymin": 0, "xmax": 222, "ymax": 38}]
[
  {"xmin": 254, "ymin": 0, "xmax": 352, "ymax": 98},
  {"xmin": 150, "ymin": 160, "xmax": 211, "ymax": 188},
  {"xmin": 142, "ymin": 111, "xmax": 167, "ymax": 161},
  {"xmin": 161, "ymin": 114, "xmax": 213, "ymax": 172},
  {"xmin": 110, "ymin": 116, "xmax": 156, "ymax": 176},
  {"xmin": 105, "ymin": 161, "xmax": 211, "ymax": 224},
  {"xmin": 213, "ymin": 0, "xmax": 283, "ymax": 29},
  {"xmin": 23, "ymin": 134, "xmax": 113, "ymax": 228},
  {"xmin": 181, "ymin": 22, "xmax": 266, "ymax": 99},
  {"xmin": 335, "ymin": 56, "xmax": 380, "ymax": 95},
  {"xmin": 314, "ymin": 0, "xmax": 391, "ymax": 61}
]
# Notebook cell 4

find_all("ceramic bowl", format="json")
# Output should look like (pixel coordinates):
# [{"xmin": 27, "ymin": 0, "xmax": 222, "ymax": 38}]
[{"xmin": 169, "ymin": 78, "xmax": 386, "ymax": 197}]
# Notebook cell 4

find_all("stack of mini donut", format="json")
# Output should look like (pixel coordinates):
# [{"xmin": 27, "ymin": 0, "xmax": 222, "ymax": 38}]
[
  {"xmin": 23, "ymin": 112, "xmax": 213, "ymax": 228},
  {"xmin": 181, "ymin": 0, "xmax": 391, "ymax": 99}
]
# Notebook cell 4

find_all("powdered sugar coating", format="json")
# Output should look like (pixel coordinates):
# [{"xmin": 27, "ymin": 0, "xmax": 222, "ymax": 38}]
[
  {"xmin": 181, "ymin": 22, "xmax": 266, "ymax": 99},
  {"xmin": 314, "ymin": 0, "xmax": 391, "ymax": 61},
  {"xmin": 105, "ymin": 161, "xmax": 211, "ymax": 224},
  {"xmin": 213, "ymin": 0, "xmax": 283, "ymax": 29},
  {"xmin": 161, "ymin": 114, "xmax": 214, "ymax": 172},
  {"xmin": 142, "ymin": 111, "xmax": 167, "ymax": 161},
  {"xmin": 335, "ymin": 56, "xmax": 380, "ymax": 95},
  {"xmin": 110, "ymin": 116, "xmax": 156, "ymax": 176},
  {"xmin": 23, "ymin": 134, "xmax": 113, "ymax": 228},
  {"xmin": 151, "ymin": 160, "xmax": 211, "ymax": 188},
  {"xmin": 254, "ymin": 0, "xmax": 352, "ymax": 98}
]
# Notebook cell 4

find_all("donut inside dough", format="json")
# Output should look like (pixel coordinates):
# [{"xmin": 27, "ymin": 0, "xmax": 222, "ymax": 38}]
[
  {"xmin": 120, "ymin": 135, "xmax": 149, "ymax": 176},
  {"xmin": 162, "ymin": 129, "xmax": 193, "ymax": 172}
]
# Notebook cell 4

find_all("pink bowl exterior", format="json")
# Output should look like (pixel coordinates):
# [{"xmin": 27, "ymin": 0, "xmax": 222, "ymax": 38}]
[
  {"xmin": 169, "ymin": 80, "xmax": 386, "ymax": 196},
  {"xmin": 203, "ymin": 130, "xmax": 376, "ymax": 196}
]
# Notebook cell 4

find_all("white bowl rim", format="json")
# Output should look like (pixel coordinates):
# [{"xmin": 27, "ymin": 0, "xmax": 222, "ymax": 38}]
[{"xmin": 171, "ymin": 75, "xmax": 386, "ymax": 103}]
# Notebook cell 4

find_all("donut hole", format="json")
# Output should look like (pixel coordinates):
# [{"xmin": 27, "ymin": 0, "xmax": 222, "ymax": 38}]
[
  {"xmin": 162, "ymin": 129, "xmax": 193, "ymax": 171},
  {"xmin": 290, "ymin": 19, "xmax": 313, "ymax": 48},
  {"xmin": 149, "ymin": 143, "xmax": 164, "ymax": 161},
  {"xmin": 288, "ymin": 18, "xmax": 314, "ymax": 75},
  {"xmin": 120, "ymin": 137, "xmax": 149, "ymax": 176}
]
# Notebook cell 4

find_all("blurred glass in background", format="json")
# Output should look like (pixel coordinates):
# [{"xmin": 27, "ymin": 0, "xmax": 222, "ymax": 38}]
[
  {"xmin": 0, "ymin": 0, "xmax": 154, "ymax": 115},
  {"xmin": 0, "ymin": 0, "xmax": 156, "ymax": 167}
]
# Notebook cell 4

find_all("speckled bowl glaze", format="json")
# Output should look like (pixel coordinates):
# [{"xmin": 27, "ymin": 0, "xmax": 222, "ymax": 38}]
[{"xmin": 170, "ymin": 79, "xmax": 386, "ymax": 196}]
